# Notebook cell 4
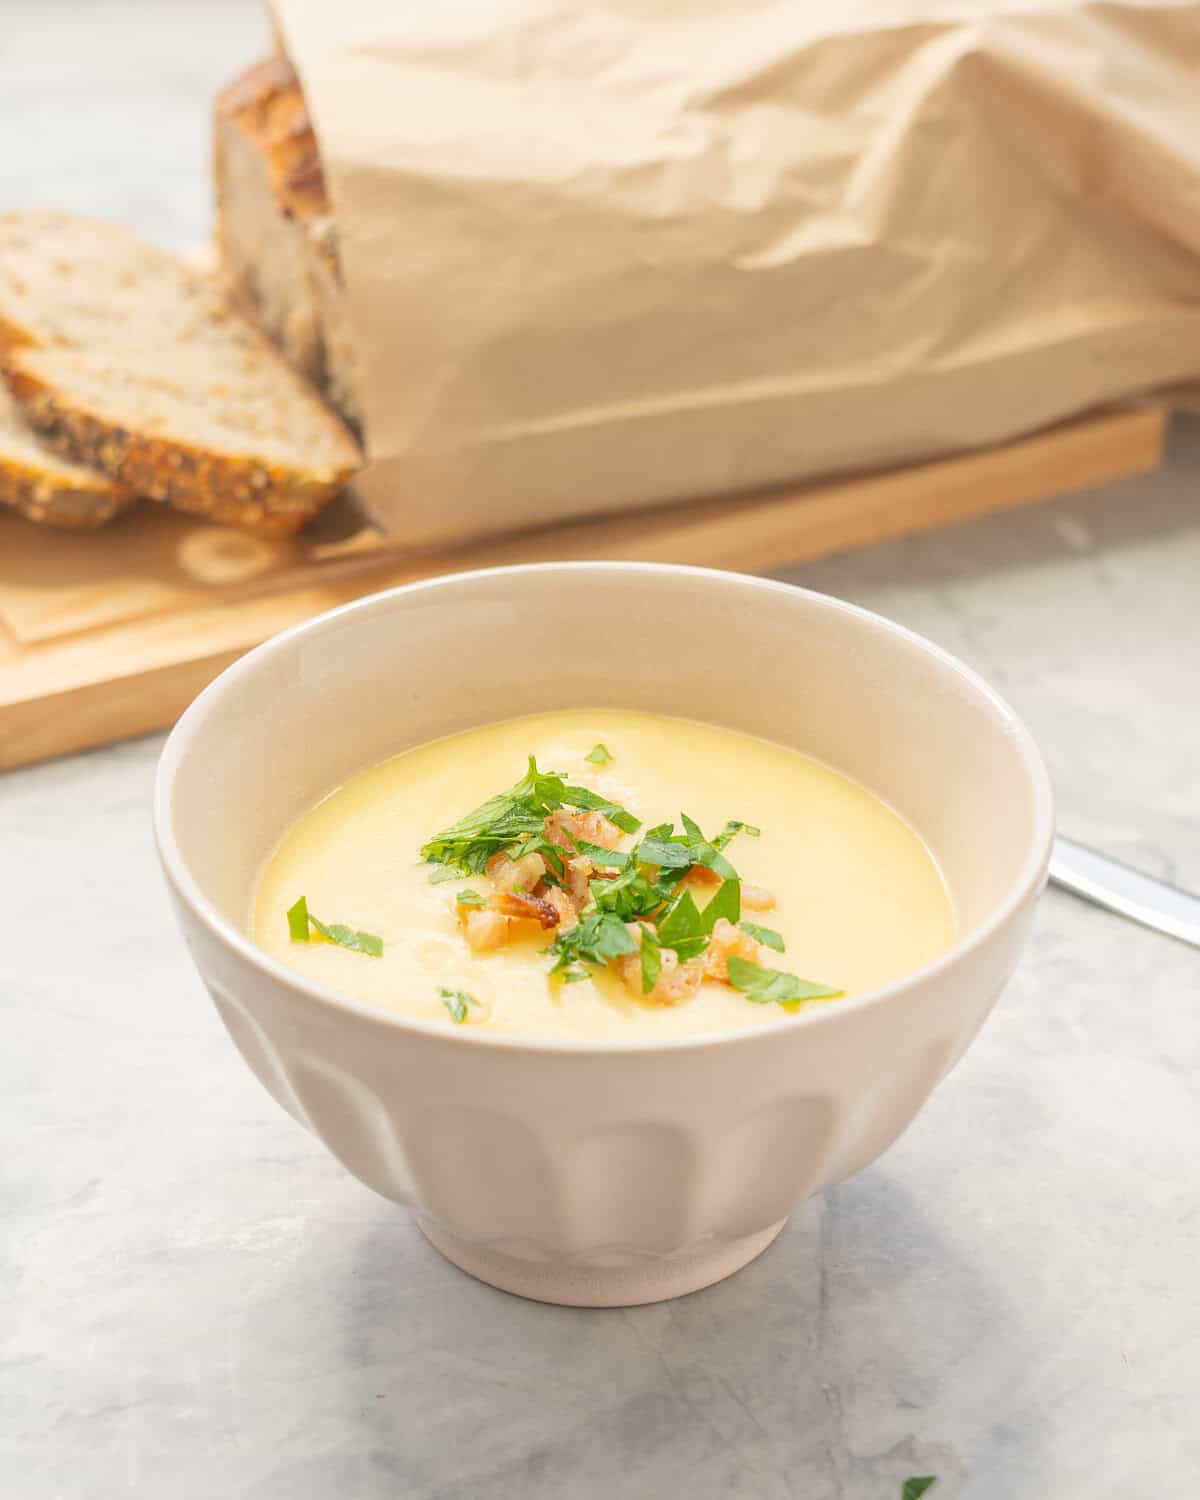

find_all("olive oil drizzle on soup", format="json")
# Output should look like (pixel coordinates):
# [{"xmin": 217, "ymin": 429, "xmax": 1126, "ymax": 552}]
[{"xmin": 252, "ymin": 710, "xmax": 955, "ymax": 1042}]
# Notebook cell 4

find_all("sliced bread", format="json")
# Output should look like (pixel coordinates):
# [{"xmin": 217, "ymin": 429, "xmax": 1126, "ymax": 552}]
[
  {"xmin": 0, "ymin": 212, "xmax": 362, "ymax": 535},
  {"xmin": 0, "ymin": 384, "xmax": 136, "ymax": 528},
  {"xmin": 0, "ymin": 212, "xmax": 235, "ymax": 355}
]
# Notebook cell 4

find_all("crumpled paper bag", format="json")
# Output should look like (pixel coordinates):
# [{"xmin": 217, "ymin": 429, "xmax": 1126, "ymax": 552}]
[{"xmin": 274, "ymin": 0, "xmax": 1200, "ymax": 547}]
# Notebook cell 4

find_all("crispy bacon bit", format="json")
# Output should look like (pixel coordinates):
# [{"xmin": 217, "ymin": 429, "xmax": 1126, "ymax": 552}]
[
  {"xmin": 460, "ymin": 907, "xmax": 511, "ymax": 953},
  {"xmin": 656, "ymin": 954, "xmax": 707, "ymax": 1006},
  {"xmin": 702, "ymin": 918, "xmax": 762, "ymax": 982},
  {"xmin": 741, "ymin": 883, "xmax": 776, "ymax": 911},
  {"xmin": 455, "ymin": 887, "xmax": 562, "ymax": 952},
  {"xmin": 684, "ymin": 865, "xmax": 773, "ymax": 908},
  {"xmin": 616, "ymin": 919, "xmax": 768, "ymax": 1003},
  {"xmin": 615, "ymin": 937, "xmax": 705, "ymax": 1007},
  {"xmin": 541, "ymin": 884, "xmax": 578, "ymax": 931},
  {"xmin": 544, "ymin": 809, "xmax": 624, "ymax": 853},
  {"xmin": 486, "ymin": 849, "xmax": 547, "ymax": 893},
  {"xmin": 565, "ymin": 854, "xmax": 595, "ymax": 913},
  {"xmin": 492, "ymin": 890, "xmax": 560, "ymax": 929}
]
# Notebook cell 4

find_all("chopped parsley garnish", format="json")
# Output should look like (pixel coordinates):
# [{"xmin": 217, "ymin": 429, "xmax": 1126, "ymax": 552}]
[
  {"xmin": 311, "ymin": 920, "xmax": 383, "ymax": 957},
  {"xmin": 639, "ymin": 927, "xmax": 662, "ymax": 994},
  {"xmin": 505, "ymin": 833, "xmax": 565, "ymax": 877},
  {"xmin": 739, "ymin": 920, "xmax": 785, "ymax": 952},
  {"xmin": 712, "ymin": 818, "xmax": 761, "ymax": 850},
  {"xmin": 585, "ymin": 743, "xmax": 613, "ymax": 764},
  {"xmin": 572, "ymin": 839, "xmax": 630, "ymax": 868},
  {"xmin": 286, "ymin": 896, "xmax": 383, "ymax": 957},
  {"xmin": 420, "ymin": 758, "xmax": 568, "ymax": 874},
  {"xmin": 656, "ymin": 888, "xmax": 707, "ymax": 960},
  {"xmin": 726, "ymin": 955, "xmax": 841, "ymax": 1006},
  {"xmin": 591, "ymin": 864, "xmax": 661, "ymax": 921},
  {"xmin": 655, "ymin": 877, "xmax": 741, "ymax": 960},
  {"xmin": 427, "ymin": 865, "xmax": 460, "ymax": 884},
  {"xmin": 560, "ymin": 784, "xmax": 642, "ymax": 835},
  {"xmin": 680, "ymin": 812, "xmax": 739, "ymax": 880},
  {"xmin": 286, "ymin": 897, "xmax": 309, "ymax": 941},
  {"xmin": 902, "ymin": 1481, "xmax": 937, "ymax": 1500},
  {"xmin": 455, "ymin": 888, "xmax": 485, "ymax": 907},
  {"xmin": 439, "ymin": 987, "xmax": 477, "ymax": 1024},
  {"xmin": 636, "ymin": 835, "xmax": 694, "ymax": 870},
  {"xmin": 419, "ymin": 756, "xmax": 640, "ymax": 875},
  {"xmin": 545, "ymin": 910, "xmax": 638, "ymax": 977},
  {"xmin": 699, "ymin": 877, "xmax": 741, "ymax": 931}
]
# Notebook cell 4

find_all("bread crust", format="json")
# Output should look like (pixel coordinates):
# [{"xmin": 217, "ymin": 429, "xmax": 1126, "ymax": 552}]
[
  {"xmin": 0, "ymin": 381, "xmax": 135, "ymax": 528},
  {"xmin": 4, "ymin": 356, "xmax": 357, "ymax": 539},
  {"xmin": 0, "ymin": 450, "xmax": 136, "ymax": 528},
  {"xmin": 215, "ymin": 56, "xmax": 330, "ymax": 227},
  {"xmin": 214, "ymin": 57, "xmax": 362, "ymax": 425}
]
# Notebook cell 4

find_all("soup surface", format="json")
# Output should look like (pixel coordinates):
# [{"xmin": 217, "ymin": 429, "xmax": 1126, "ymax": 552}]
[{"xmin": 252, "ymin": 710, "xmax": 955, "ymax": 1042}]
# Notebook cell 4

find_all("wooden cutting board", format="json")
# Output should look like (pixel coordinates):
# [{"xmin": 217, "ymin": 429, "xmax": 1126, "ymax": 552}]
[{"xmin": 0, "ymin": 403, "xmax": 1166, "ymax": 772}]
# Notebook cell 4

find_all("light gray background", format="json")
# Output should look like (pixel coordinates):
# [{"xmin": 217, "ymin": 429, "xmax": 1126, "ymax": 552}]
[{"xmin": 3, "ymin": 4, "xmax": 1198, "ymax": 1496}]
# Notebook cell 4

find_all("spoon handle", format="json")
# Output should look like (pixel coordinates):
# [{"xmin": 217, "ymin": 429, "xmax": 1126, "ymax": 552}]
[{"xmin": 1050, "ymin": 836, "xmax": 1200, "ymax": 950}]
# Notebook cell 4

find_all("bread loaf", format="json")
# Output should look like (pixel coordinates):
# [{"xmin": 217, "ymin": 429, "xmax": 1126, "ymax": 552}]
[{"xmin": 214, "ymin": 58, "xmax": 361, "ymax": 427}]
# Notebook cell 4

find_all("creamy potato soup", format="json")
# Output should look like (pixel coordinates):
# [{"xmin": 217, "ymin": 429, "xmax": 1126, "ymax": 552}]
[{"xmin": 253, "ymin": 710, "xmax": 955, "ymax": 1042}]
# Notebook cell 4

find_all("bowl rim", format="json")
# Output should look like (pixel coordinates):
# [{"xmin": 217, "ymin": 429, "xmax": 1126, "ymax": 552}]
[{"xmin": 154, "ymin": 561, "xmax": 1054, "ymax": 1057}]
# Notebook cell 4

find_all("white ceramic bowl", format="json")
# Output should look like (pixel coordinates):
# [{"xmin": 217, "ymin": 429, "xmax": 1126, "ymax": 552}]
[{"xmin": 155, "ymin": 564, "xmax": 1053, "ymax": 1306}]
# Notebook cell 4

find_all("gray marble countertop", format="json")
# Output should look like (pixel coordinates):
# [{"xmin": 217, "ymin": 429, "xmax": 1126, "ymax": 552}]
[{"xmin": 3, "ymin": 4, "xmax": 1199, "ymax": 1497}]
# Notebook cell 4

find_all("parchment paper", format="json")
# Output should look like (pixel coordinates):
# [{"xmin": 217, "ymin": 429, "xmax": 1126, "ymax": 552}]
[
  {"xmin": 0, "ymin": 493, "xmax": 380, "ymax": 644},
  {"xmin": 273, "ymin": 0, "xmax": 1200, "ymax": 548}
]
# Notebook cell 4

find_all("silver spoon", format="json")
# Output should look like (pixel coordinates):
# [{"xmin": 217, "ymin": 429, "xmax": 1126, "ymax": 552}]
[{"xmin": 1050, "ymin": 836, "xmax": 1200, "ymax": 949}]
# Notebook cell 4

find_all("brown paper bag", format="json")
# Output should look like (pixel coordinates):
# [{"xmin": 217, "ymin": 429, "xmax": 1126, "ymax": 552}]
[{"xmin": 274, "ymin": 0, "xmax": 1200, "ymax": 548}]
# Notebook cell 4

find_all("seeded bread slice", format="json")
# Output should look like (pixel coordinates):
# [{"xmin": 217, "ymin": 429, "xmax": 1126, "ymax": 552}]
[
  {"xmin": 0, "ymin": 212, "xmax": 362, "ymax": 534},
  {"xmin": 4, "ymin": 342, "xmax": 360, "ymax": 537},
  {"xmin": 0, "ymin": 212, "xmax": 236, "ymax": 356},
  {"xmin": 0, "ymin": 384, "xmax": 136, "ymax": 528}
]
